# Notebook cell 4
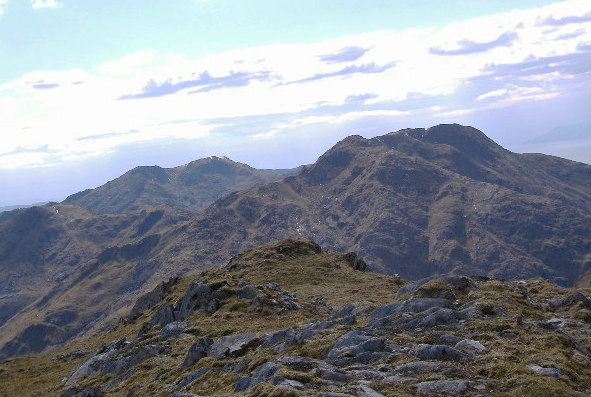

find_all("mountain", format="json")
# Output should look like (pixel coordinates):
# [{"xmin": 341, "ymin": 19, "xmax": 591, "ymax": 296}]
[
  {"xmin": 0, "ymin": 204, "xmax": 193, "ymax": 354},
  {"xmin": 1, "ymin": 123, "xmax": 590, "ymax": 361},
  {"xmin": 1, "ymin": 239, "xmax": 590, "ymax": 396},
  {"xmin": 153, "ymin": 124, "xmax": 591, "ymax": 284},
  {"xmin": 63, "ymin": 156, "xmax": 298, "ymax": 214}
]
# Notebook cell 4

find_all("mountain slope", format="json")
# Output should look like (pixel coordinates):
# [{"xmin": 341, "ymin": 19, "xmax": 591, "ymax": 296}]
[
  {"xmin": 63, "ymin": 156, "xmax": 297, "ymax": 214},
  {"xmin": 153, "ymin": 124, "xmax": 591, "ymax": 284},
  {"xmin": 1, "ymin": 239, "xmax": 590, "ymax": 396},
  {"xmin": 2, "ymin": 123, "xmax": 590, "ymax": 361},
  {"xmin": 0, "ymin": 204, "xmax": 192, "ymax": 356}
]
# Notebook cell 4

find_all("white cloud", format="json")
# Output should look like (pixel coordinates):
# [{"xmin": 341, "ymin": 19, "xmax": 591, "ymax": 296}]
[
  {"xmin": 0, "ymin": 0, "xmax": 8, "ymax": 15},
  {"xmin": 1, "ymin": 0, "xmax": 590, "ymax": 169},
  {"xmin": 31, "ymin": 0, "xmax": 61, "ymax": 9}
]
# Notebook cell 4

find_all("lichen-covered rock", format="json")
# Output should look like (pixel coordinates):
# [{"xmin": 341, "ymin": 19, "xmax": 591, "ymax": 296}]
[
  {"xmin": 181, "ymin": 337, "xmax": 214, "ymax": 369},
  {"xmin": 160, "ymin": 321, "xmax": 191, "ymax": 340},
  {"xmin": 208, "ymin": 332, "xmax": 267, "ymax": 359},
  {"xmin": 454, "ymin": 339, "xmax": 486, "ymax": 354},
  {"xmin": 370, "ymin": 298, "xmax": 451, "ymax": 320},
  {"xmin": 526, "ymin": 364, "xmax": 566, "ymax": 377},
  {"xmin": 327, "ymin": 330, "xmax": 384, "ymax": 364},
  {"xmin": 65, "ymin": 339, "xmax": 127, "ymax": 385},
  {"xmin": 416, "ymin": 379, "xmax": 470, "ymax": 395},
  {"xmin": 414, "ymin": 344, "xmax": 471, "ymax": 362}
]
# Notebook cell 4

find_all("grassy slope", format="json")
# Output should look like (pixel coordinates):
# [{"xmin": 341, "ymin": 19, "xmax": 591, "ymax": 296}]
[{"xmin": 1, "ymin": 240, "xmax": 590, "ymax": 396}]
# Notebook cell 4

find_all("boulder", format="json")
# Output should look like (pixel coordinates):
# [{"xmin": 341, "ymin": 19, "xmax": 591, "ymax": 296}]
[
  {"xmin": 416, "ymin": 379, "xmax": 470, "ymax": 395},
  {"xmin": 160, "ymin": 321, "xmax": 191, "ymax": 340},
  {"xmin": 369, "ymin": 307, "xmax": 459, "ymax": 331},
  {"xmin": 548, "ymin": 292, "xmax": 591, "ymax": 311},
  {"xmin": 454, "ymin": 339, "xmax": 486, "ymax": 354},
  {"xmin": 357, "ymin": 384, "xmax": 387, "ymax": 397},
  {"xmin": 65, "ymin": 339, "xmax": 127, "ymax": 385},
  {"xmin": 175, "ymin": 367, "xmax": 214, "ymax": 391},
  {"xmin": 394, "ymin": 360, "xmax": 449, "ymax": 375},
  {"xmin": 181, "ymin": 337, "xmax": 214, "ymax": 369},
  {"xmin": 327, "ymin": 330, "xmax": 384, "ymax": 364},
  {"xmin": 370, "ymin": 298, "xmax": 451, "ymax": 320},
  {"xmin": 526, "ymin": 364, "xmax": 566, "ymax": 377},
  {"xmin": 208, "ymin": 332, "xmax": 267, "ymax": 359},
  {"xmin": 414, "ymin": 344, "xmax": 471, "ymax": 362}
]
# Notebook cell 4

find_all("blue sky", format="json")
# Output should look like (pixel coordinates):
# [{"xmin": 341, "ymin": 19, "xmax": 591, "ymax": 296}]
[{"xmin": 1, "ymin": 0, "xmax": 591, "ymax": 206}]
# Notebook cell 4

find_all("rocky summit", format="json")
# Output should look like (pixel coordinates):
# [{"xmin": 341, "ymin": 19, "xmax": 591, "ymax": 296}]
[{"xmin": 1, "ymin": 239, "xmax": 590, "ymax": 396}]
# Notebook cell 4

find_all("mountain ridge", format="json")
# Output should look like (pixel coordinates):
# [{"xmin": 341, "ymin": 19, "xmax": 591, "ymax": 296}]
[
  {"xmin": 1, "ymin": 123, "xmax": 590, "ymax": 361},
  {"xmin": 63, "ymin": 156, "xmax": 299, "ymax": 215}
]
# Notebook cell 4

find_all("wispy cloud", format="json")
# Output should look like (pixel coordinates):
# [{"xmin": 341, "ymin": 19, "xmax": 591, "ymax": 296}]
[
  {"xmin": 1, "ymin": 0, "xmax": 590, "ymax": 170},
  {"xmin": 319, "ymin": 46, "xmax": 369, "ymax": 63},
  {"xmin": 541, "ymin": 12, "xmax": 591, "ymax": 26},
  {"xmin": 430, "ymin": 32, "xmax": 518, "ymax": 56},
  {"xmin": 32, "ymin": 82, "xmax": 60, "ymax": 89},
  {"xmin": 119, "ymin": 71, "xmax": 272, "ymax": 99},
  {"xmin": 286, "ymin": 62, "xmax": 396, "ymax": 85}
]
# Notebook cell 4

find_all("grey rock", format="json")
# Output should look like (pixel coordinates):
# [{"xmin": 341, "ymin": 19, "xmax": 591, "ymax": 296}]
[
  {"xmin": 318, "ymin": 393, "xmax": 356, "ymax": 397},
  {"xmin": 53, "ymin": 350, "xmax": 93, "ymax": 362},
  {"xmin": 348, "ymin": 369, "xmax": 385, "ymax": 379},
  {"xmin": 124, "ymin": 277, "xmax": 178, "ymax": 322},
  {"xmin": 314, "ymin": 368, "xmax": 355, "ymax": 382},
  {"xmin": 394, "ymin": 360, "xmax": 448, "ymax": 374},
  {"xmin": 176, "ymin": 367, "xmax": 214, "ymax": 390},
  {"xmin": 181, "ymin": 337, "xmax": 214, "ymax": 369},
  {"xmin": 252, "ymin": 362, "xmax": 283, "ymax": 379},
  {"xmin": 344, "ymin": 252, "xmax": 367, "ymax": 271},
  {"xmin": 455, "ymin": 339, "xmax": 486, "ymax": 354},
  {"xmin": 234, "ymin": 376, "xmax": 261, "ymax": 392},
  {"xmin": 160, "ymin": 321, "xmax": 191, "ymax": 340},
  {"xmin": 208, "ymin": 332, "xmax": 267, "ymax": 359},
  {"xmin": 548, "ymin": 292, "xmax": 591, "ymax": 311},
  {"xmin": 357, "ymin": 384, "xmax": 387, "ymax": 397},
  {"xmin": 260, "ymin": 328, "xmax": 295, "ymax": 349},
  {"xmin": 414, "ymin": 344, "xmax": 471, "ymax": 362},
  {"xmin": 327, "ymin": 330, "xmax": 384, "ymax": 364},
  {"xmin": 78, "ymin": 387, "xmax": 103, "ymax": 397},
  {"xmin": 370, "ymin": 307, "xmax": 459, "ymax": 331},
  {"xmin": 382, "ymin": 375, "xmax": 417, "ymax": 383},
  {"xmin": 276, "ymin": 379, "xmax": 305, "ymax": 390},
  {"xmin": 102, "ymin": 344, "xmax": 167, "ymax": 376},
  {"xmin": 526, "ymin": 364, "xmax": 566, "ymax": 377},
  {"xmin": 138, "ymin": 304, "xmax": 175, "ymax": 337},
  {"xmin": 261, "ymin": 282, "xmax": 303, "ymax": 311},
  {"xmin": 370, "ymin": 298, "xmax": 451, "ymax": 320},
  {"xmin": 298, "ymin": 314, "xmax": 357, "ymax": 342},
  {"xmin": 176, "ymin": 282, "xmax": 223, "ymax": 320},
  {"xmin": 65, "ymin": 339, "xmax": 127, "ymax": 385},
  {"xmin": 416, "ymin": 379, "xmax": 470, "ymax": 395},
  {"xmin": 430, "ymin": 334, "xmax": 463, "ymax": 345}
]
